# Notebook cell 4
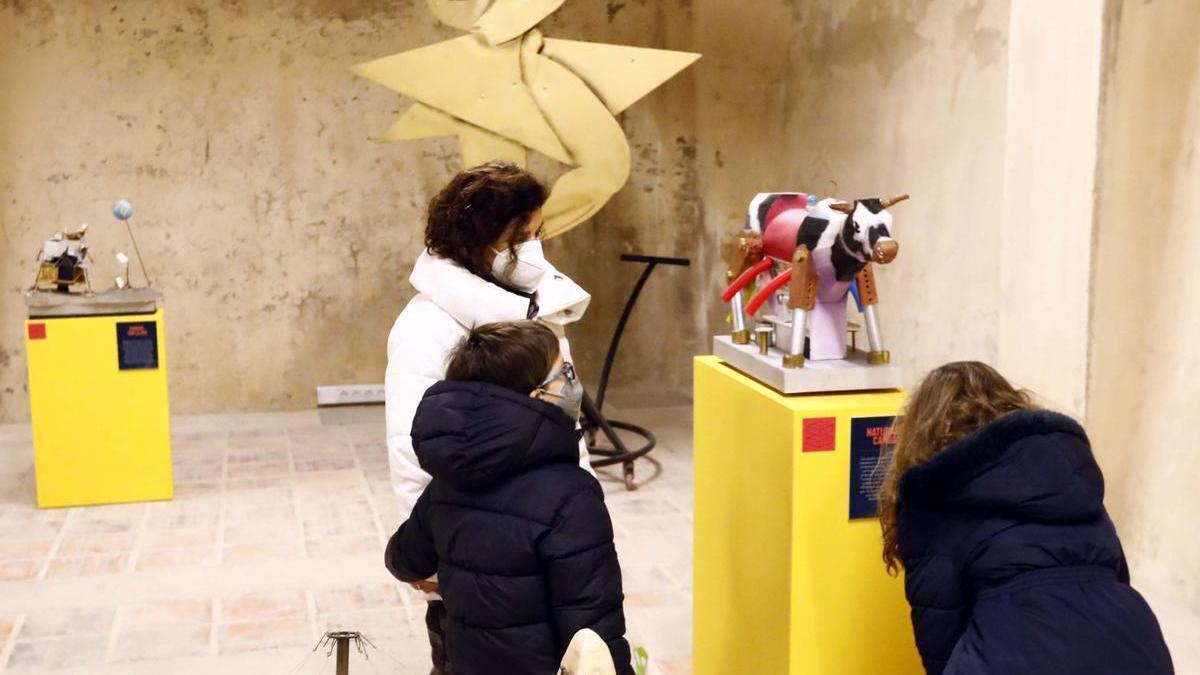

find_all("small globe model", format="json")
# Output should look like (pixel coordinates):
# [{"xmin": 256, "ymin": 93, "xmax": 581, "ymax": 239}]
[{"xmin": 113, "ymin": 200, "xmax": 133, "ymax": 221}]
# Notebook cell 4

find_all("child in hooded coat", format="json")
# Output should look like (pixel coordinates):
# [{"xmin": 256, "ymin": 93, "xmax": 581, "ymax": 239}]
[
  {"xmin": 878, "ymin": 361, "xmax": 1173, "ymax": 675},
  {"xmin": 386, "ymin": 321, "xmax": 633, "ymax": 675}
]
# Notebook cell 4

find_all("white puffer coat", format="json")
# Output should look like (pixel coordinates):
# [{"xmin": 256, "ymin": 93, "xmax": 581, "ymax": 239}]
[{"xmin": 384, "ymin": 249, "xmax": 592, "ymax": 523}]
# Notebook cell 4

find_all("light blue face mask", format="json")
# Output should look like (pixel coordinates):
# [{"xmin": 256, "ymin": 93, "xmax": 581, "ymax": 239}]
[{"xmin": 539, "ymin": 361, "xmax": 583, "ymax": 420}]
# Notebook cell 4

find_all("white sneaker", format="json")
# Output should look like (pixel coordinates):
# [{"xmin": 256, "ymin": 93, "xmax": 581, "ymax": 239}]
[{"xmin": 559, "ymin": 629, "xmax": 616, "ymax": 675}]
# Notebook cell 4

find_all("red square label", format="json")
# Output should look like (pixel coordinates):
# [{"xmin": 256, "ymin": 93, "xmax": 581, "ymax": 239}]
[
  {"xmin": 803, "ymin": 417, "xmax": 836, "ymax": 452},
  {"xmin": 27, "ymin": 323, "xmax": 46, "ymax": 340}
]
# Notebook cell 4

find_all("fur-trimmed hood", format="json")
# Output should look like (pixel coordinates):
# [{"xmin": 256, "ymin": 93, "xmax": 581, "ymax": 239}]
[{"xmin": 899, "ymin": 410, "xmax": 1105, "ymax": 522}]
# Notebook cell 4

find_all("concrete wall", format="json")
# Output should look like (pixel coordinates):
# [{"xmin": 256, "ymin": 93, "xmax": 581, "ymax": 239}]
[
  {"xmin": 561, "ymin": 0, "xmax": 1017, "ymax": 406},
  {"xmin": 1089, "ymin": 0, "xmax": 1200, "ymax": 613},
  {"xmin": 0, "ymin": 0, "xmax": 1016, "ymax": 422},
  {"xmin": 766, "ymin": 0, "xmax": 1012, "ymax": 384},
  {"xmin": 0, "ymin": 0, "xmax": 451, "ymax": 421},
  {"xmin": 997, "ymin": 1, "xmax": 1102, "ymax": 415}
]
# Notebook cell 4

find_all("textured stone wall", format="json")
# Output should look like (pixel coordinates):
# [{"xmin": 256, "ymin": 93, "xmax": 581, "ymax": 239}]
[
  {"xmin": 556, "ymin": 0, "xmax": 1015, "ymax": 408},
  {"xmin": 0, "ymin": 0, "xmax": 454, "ymax": 421},
  {"xmin": 0, "ymin": 0, "xmax": 1012, "ymax": 422},
  {"xmin": 1089, "ymin": 0, "xmax": 1200, "ymax": 613}
]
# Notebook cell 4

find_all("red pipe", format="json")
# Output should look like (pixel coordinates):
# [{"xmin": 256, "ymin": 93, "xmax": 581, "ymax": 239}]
[
  {"xmin": 746, "ymin": 268, "xmax": 793, "ymax": 316},
  {"xmin": 721, "ymin": 258, "xmax": 773, "ymax": 303}
]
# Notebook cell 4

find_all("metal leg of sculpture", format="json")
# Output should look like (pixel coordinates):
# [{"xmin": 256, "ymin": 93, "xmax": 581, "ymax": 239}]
[
  {"xmin": 863, "ymin": 305, "xmax": 889, "ymax": 365},
  {"xmin": 854, "ymin": 263, "xmax": 890, "ymax": 365},
  {"xmin": 783, "ymin": 245, "xmax": 817, "ymax": 369},
  {"xmin": 725, "ymin": 230, "xmax": 762, "ymax": 345},
  {"xmin": 730, "ymin": 292, "xmax": 749, "ymax": 344},
  {"xmin": 785, "ymin": 307, "xmax": 808, "ymax": 367}
]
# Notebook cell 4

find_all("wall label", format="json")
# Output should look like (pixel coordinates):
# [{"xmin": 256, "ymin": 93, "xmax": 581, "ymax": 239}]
[
  {"xmin": 117, "ymin": 321, "xmax": 158, "ymax": 370},
  {"xmin": 849, "ymin": 415, "xmax": 898, "ymax": 520}
]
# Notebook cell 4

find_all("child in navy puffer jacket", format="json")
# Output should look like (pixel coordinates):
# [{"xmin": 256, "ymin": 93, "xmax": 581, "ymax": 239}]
[
  {"xmin": 878, "ymin": 361, "xmax": 1173, "ymax": 675},
  {"xmin": 385, "ymin": 320, "xmax": 632, "ymax": 675}
]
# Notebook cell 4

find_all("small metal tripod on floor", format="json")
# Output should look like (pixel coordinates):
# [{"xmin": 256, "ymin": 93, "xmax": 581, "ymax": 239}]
[
  {"xmin": 583, "ymin": 253, "xmax": 690, "ymax": 491},
  {"xmin": 315, "ymin": 631, "xmax": 375, "ymax": 674}
]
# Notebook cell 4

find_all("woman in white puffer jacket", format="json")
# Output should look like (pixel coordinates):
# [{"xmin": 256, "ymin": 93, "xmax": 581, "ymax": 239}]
[{"xmin": 384, "ymin": 162, "xmax": 591, "ymax": 674}]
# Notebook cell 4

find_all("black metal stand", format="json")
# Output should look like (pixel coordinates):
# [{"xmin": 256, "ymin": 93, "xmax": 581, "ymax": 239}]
[
  {"xmin": 583, "ymin": 253, "xmax": 690, "ymax": 490},
  {"xmin": 313, "ymin": 631, "xmax": 374, "ymax": 674}
]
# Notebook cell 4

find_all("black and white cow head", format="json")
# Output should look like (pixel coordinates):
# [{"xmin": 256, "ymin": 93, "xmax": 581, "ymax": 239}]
[{"xmin": 829, "ymin": 194, "xmax": 908, "ymax": 266}]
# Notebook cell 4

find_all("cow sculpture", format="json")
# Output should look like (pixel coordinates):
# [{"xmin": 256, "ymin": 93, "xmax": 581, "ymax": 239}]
[{"xmin": 721, "ymin": 192, "xmax": 909, "ymax": 368}]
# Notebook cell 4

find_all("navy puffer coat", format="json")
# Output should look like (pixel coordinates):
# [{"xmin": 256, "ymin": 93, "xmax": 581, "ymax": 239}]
[
  {"xmin": 386, "ymin": 380, "xmax": 633, "ymax": 675},
  {"xmin": 897, "ymin": 410, "xmax": 1173, "ymax": 675}
]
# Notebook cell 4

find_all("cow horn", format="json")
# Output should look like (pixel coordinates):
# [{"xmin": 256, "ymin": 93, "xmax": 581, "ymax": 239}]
[
  {"xmin": 881, "ymin": 194, "xmax": 910, "ymax": 209},
  {"xmin": 829, "ymin": 202, "xmax": 854, "ymax": 214}
]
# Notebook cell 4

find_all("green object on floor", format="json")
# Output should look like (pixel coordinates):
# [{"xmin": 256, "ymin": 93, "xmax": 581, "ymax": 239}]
[{"xmin": 634, "ymin": 646, "xmax": 649, "ymax": 675}]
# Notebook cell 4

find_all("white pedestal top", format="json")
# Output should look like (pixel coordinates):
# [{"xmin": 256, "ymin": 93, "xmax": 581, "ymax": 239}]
[{"xmin": 712, "ymin": 335, "xmax": 904, "ymax": 395}]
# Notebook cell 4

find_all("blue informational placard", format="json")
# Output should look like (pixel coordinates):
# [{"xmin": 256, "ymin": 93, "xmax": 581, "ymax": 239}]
[
  {"xmin": 116, "ymin": 321, "xmax": 158, "ymax": 370},
  {"xmin": 849, "ymin": 415, "xmax": 898, "ymax": 520}
]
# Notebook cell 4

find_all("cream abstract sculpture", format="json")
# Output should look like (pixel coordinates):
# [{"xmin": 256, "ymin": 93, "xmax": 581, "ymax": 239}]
[{"xmin": 352, "ymin": 0, "xmax": 700, "ymax": 238}]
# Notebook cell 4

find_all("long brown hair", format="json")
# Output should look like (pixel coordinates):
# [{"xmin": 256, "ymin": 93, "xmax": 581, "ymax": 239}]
[{"xmin": 879, "ymin": 361, "xmax": 1035, "ymax": 575}]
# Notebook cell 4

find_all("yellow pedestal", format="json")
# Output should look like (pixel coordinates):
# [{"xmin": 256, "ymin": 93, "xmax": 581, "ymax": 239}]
[
  {"xmin": 25, "ymin": 308, "xmax": 173, "ymax": 508},
  {"xmin": 693, "ymin": 356, "xmax": 921, "ymax": 675}
]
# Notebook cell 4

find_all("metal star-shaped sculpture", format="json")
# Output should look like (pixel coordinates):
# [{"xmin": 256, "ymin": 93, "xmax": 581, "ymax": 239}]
[{"xmin": 352, "ymin": 0, "xmax": 700, "ymax": 237}]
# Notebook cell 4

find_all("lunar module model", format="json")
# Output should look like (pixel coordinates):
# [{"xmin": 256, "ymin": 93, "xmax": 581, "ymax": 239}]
[
  {"xmin": 714, "ymin": 191, "xmax": 909, "ymax": 393},
  {"xmin": 29, "ymin": 200, "xmax": 150, "ymax": 295},
  {"xmin": 32, "ymin": 224, "xmax": 93, "ymax": 293}
]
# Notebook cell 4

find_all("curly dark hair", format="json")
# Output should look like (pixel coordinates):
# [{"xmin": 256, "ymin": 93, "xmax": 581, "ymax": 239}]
[{"xmin": 425, "ymin": 162, "xmax": 549, "ymax": 278}]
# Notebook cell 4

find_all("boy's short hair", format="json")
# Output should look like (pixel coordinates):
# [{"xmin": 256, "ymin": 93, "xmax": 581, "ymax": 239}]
[{"xmin": 446, "ymin": 321, "xmax": 560, "ymax": 394}]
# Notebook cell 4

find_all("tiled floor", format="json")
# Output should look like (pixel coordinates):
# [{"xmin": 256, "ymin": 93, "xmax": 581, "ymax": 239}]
[
  {"xmin": 0, "ymin": 399, "xmax": 694, "ymax": 674},
  {"xmin": 1, "ymin": 399, "xmax": 1196, "ymax": 674}
]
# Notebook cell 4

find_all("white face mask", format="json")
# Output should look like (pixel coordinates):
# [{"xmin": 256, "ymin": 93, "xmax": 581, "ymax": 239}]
[{"xmin": 491, "ymin": 240, "xmax": 547, "ymax": 292}]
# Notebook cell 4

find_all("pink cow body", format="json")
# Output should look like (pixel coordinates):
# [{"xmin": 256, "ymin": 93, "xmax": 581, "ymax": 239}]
[{"xmin": 723, "ymin": 191, "xmax": 909, "ymax": 368}]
